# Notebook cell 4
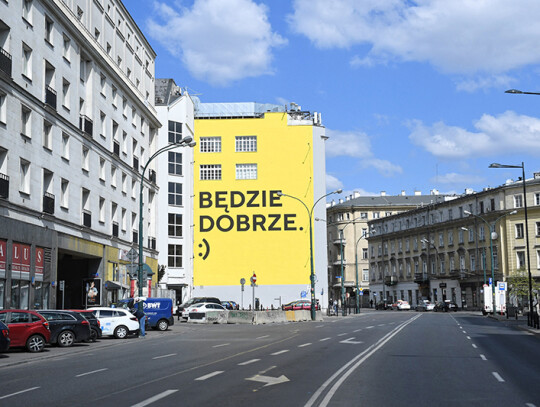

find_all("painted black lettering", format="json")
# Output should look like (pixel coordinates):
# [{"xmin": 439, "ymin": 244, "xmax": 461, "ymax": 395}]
[
  {"xmin": 268, "ymin": 214, "xmax": 281, "ymax": 231},
  {"xmin": 237, "ymin": 215, "xmax": 250, "ymax": 231},
  {"xmin": 216, "ymin": 215, "xmax": 234, "ymax": 232},
  {"xmin": 230, "ymin": 191, "xmax": 245, "ymax": 208},
  {"xmin": 252, "ymin": 214, "xmax": 266, "ymax": 231},
  {"xmin": 246, "ymin": 190, "xmax": 259, "ymax": 207},
  {"xmin": 215, "ymin": 191, "xmax": 228, "ymax": 210},
  {"xmin": 199, "ymin": 192, "xmax": 213, "ymax": 208},
  {"xmin": 283, "ymin": 214, "xmax": 297, "ymax": 231},
  {"xmin": 269, "ymin": 190, "xmax": 282, "ymax": 207},
  {"xmin": 200, "ymin": 215, "xmax": 214, "ymax": 232}
]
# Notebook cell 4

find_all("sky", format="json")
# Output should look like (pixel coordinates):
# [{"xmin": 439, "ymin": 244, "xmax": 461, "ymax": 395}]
[{"xmin": 127, "ymin": 0, "xmax": 540, "ymax": 200}]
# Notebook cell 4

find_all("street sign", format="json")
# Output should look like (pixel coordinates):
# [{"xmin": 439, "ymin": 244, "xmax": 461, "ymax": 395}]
[
  {"xmin": 250, "ymin": 273, "xmax": 257, "ymax": 284},
  {"xmin": 301, "ymin": 290, "xmax": 307, "ymax": 298},
  {"xmin": 498, "ymin": 281, "xmax": 507, "ymax": 291},
  {"xmin": 359, "ymin": 291, "xmax": 364, "ymax": 296},
  {"xmin": 240, "ymin": 278, "xmax": 246, "ymax": 285},
  {"xmin": 126, "ymin": 248, "xmax": 138, "ymax": 262}
]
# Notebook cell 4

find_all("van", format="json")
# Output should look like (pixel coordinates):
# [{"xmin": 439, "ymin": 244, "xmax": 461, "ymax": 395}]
[
  {"xmin": 119, "ymin": 298, "xmax": 174, "ymax": 331},
  {"xmin": 177, "ymin": 297, "xmax": 220, "ymax": 321}
]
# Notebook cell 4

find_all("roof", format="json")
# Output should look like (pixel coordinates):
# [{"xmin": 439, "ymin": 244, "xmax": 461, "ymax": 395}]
[
  {"xmin": 194, "ymin": 102, "xmax": 286, "ymax": 118},
  {"xmin": 328, "ymin": 194, "xmax": 450, "ymax": 210}
]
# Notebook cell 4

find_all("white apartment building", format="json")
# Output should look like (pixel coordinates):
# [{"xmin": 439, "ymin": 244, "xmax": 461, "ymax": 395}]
[
  {"xmin": 0, "ymin": 0, "xmax": 160, "ymax": 310},
  {"xmin": 154, "ymin": 78, "xmax": 195, "ymax": 306}
]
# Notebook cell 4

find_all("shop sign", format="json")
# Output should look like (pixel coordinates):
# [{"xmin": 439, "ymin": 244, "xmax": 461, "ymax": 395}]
[
  {"xmin": 0, "ymin": 240, "xmax": 6, "ymax": 278},
  {"xmin": 35, "ymin": 247, "xmax": 44, "ymax": 282},
  {"xmin": 12, "ymin": 243, "xmax": 31, "ymax": 279}
]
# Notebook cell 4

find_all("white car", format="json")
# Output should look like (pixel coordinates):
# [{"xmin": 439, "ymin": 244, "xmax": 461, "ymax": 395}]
[
  {"xmin": 396, "ymin": 300, "xmax": 411, "ymax": 310},
  {"xmin": 89, "ymin": 307, "xmax": 140, "ymax": 338},
  {"xmin": 185, "ymin": 303, "xmax": 227, "ymax": 322}
]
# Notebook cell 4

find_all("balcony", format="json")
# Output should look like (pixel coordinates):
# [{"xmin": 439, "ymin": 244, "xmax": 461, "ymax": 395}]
[
  {"xmin": 113, "ymin": 141, "xmax": 120, "ymax": 156},
  {"xmin": 0, "ymin": 48, "xmax": 12, "ymax": 77},
  {"xmin": 79, "ymin": 115, "xmax": 93, "ymax": 137},
  {"xmin": 82, "ymin": 210, "xmax": 91, "ymax": 228},
  {"xmin": 42, "ymin": 192, "xmax": 55, "ymax": 214},
  {"xmin": 112, "ymin": 222, "xmax": 119, "ymax": 237},
  {"xmin": 45, "ymin": 86, "xmax": 57, "ymax": 110},
  {"xmin": 133, "ymin": 156, "xmax": 139, "ymax": 171},
  {"xmin": 0, "ymin": 173, "xmax": 8, "ymax": 199},
  {"xmin": 414, "ymin": 273, "xmax": 429, "ymax": 284},
  {"xmin": 148, "ymin": 237, "xmax": 156, "ymax": 250},
  {"xmin": 384, "ymin": 276, "xmax": 398, "ymax": 286}
]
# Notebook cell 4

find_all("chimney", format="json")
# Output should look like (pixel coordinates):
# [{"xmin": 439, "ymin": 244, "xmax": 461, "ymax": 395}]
[
  {"xmin": 354, "ymin": 191, "xmax": 361, "ymax": 198},
  {"xmin": 464, "ymin": 188, "xmax": 474, "ymax": 194},
  {"xmin": 401, "ymin": 190, "xmax": 406, "ymax": 196},
  {"xmin": 381, "ymin": 191, "xmax": 386, "ymax": 196},
  {"xmin": 534, "ymin": 172, "xmax": 540, "ymax": 179},
  {"xmin": 430, "ymin": 189, "xmax": 439, "ymax": 195},
  {"xmin": 414, "ymin": 191, "xmax": 421, "ymax": 196}
]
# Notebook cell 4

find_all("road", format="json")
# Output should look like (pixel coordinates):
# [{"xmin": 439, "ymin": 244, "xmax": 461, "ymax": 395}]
[{"xmin": 0, "ymin": 311, "xmax": 538, "ymax": 407}]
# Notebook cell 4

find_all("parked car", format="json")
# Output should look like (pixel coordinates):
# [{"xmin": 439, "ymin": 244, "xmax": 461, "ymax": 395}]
[
  {"xmin": 89, "ymin": 307, "xmax": 140, "ymax": 338},
  {"xmin": 393, "ymin": 300, "xmax": 411, "ymax": 310},
  {"xmin": 0, "ymin": 320, "xmax": 10, "ymax": 352},
  {"xmin": 177, "ymin": 297, "xmax": 221, "ymax": 321},
  {"xmin": 0, "ymin": 310, "xmax": 50, "ymax": 352},
  {"xmin": 376, "ymin": 301, "xmax": 392, "ymax": 310},
  {"xmin": 434, "ymin": 301, "xmax": 459, "ymax": 312},
  {"xmin": 69, "ymin": 309, "xmax": 102, "ymax": 342},
  {"xmin": 117, "ymin": 298, "xmax": 174, "ymax": 331},
  {"xmin": 221, "ymin": 301, "xmax": 238, "ymax": 310},
  {"xmin": 38, "ymin": 310, "xmax": 91, "ymax": 347},
  {"xmin": 416, "ymin": 300, "xmax": 435, "ymax": 312},
  {"xmin": 283, "ymin": 300, "xmax": 320, "ymax": 311},
  {"xmin": 185, "ymin": 303, "xmax": 227, "ymax": 323}
]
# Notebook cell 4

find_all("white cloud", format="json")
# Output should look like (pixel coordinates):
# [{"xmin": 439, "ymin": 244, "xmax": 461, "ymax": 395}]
[
  {"xmin": 409, "ymin": 111, "xmax": 540, "ymax": 159},
  {"xmin": 147, "ymin": 0, "xmax": 286, "ymax": 86},
  {"xmin": 326, "ymin": 174, "xmax": 344, "ymax": 191},
  {"xmin": 289, "ymin": 0, "xmax": 540, "ymax": 76},
  {"xmin": 431, "ymin": 172, "xmax": 485, "ymax": 185}
]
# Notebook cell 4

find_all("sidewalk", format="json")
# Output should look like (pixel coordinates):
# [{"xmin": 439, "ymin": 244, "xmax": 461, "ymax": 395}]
[{"xmin": 487, "ymin": 312, "xmax": 540, "ymax": 336}]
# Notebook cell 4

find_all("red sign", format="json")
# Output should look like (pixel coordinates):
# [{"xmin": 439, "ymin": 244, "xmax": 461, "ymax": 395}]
[
  {"xmin": 0, "ymin": 240, "xmax": 6, "ymax": 276},
  {"xmin": 35, "ymin": 247, "xmax": 44, "ymax": 280},
  {"xmin": 12, "ymin": 243, "xmax": 31, "ymax": 274}
]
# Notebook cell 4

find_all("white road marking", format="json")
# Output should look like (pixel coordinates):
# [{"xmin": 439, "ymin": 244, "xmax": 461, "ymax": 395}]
[
  {"xmin": 320, "ymin": 337, "xmax": 331, "ymax": 342},
  {"xmin": 213, "ymin": 343, "xmax": 230, "ymax": 348},
  {"xmin": 152, "ymin": 353, "xmax": 177, "ymax": 360},
  {"xmin": 256, "ymin": 335, "xmax": 269, "ymax": 339},
  {"xmin": 238, "ymin": 359, "xmax": 260, "ymax": 366},
  {"xmin": 492, "ymin": 372, "xmax": 505, "ymax": 382},
  {"xmin": 315, "ymin": 325, "xmax": 324, "ymax": 328},
  {"xmin": 340, "ymin": 338, "xmax": 363, "ymax": 345},
  {"xmin": 246, "ymin": 374, "xmax": 290, "ymax": 387},
  {"xmin": 525, "ymin": 403, "xmax": 537, "ymax": 407},
  {"xmin": 195, "ymin": 371, "xmax": 224, "ymax": 381},
  {"xmin": 337, "ymin": 333, "xmax": 347, "ymax": 337},
  {"xmin": 462, "ymin": 330, "xmax": 467, "ymax": 334},
  {"xmin": 0, "ymin": 387, "xmax": 40, "ymax": 400},
  {"xmin": 298, "ymin": 343, "xmax": 312, "ymax": 347},
  {"xmin": 366, "ymin": 326, "xmax": 374, "ymax": 329},
  {"xmin": 271, "ymin": 350, "xmax": 289, "ymax": 356},
  {"xmin": 480, "ymin": 354, "xmax": 487, "ymax": 361},
  {"xmin": 472, "ymin": 344, "xmax": 478, "ymax": 349},
  {"xmin": 353, "ymin": 329, "xmax": 362, "ymax": 332},
  {"xmin": 377, "ymin": 324, "xmax": 385, "ymax": 327},
  {"xmin": 131, "ymin": 390, "xmax": 178, "ymax": 407},
  {"xmin": 76, "ymin": 368, "xmax": 108, "ymax": 377},
  {"xmin": 466, "ymin": 336, "xmax": 471, "ymax": 340}
]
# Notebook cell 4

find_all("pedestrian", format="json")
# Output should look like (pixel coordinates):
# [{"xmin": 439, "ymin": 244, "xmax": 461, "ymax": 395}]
[
  {"xmin": 370, "ymin": 299, "xmax": 373, "ymax": 309},
  {"xmin": 133, "ymin": 297, "xmax": 146, "ymax": 338}
]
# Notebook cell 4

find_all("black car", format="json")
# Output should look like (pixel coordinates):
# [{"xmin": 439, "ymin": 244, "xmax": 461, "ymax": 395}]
[
  {"xmin": 434, "ymin": 301, "xmax": 459, "ymax": 312},
  {"xmin": 177, "ymin": 297, "xmax": 221, "ymax": 321},
  {"xmin": 0, "ymin": 320, "xmax": 10, "ymax": 352},
  {"xmin": 69, "ymin": 309, "xmax": 102, "ymax": 342},
  {"xmin": 38, "ymin": 310, "xmax": 91, "ymax": 347}
]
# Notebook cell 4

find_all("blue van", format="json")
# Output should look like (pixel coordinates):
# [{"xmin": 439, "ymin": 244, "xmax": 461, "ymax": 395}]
[{"xmin": 119, "ymin": 298, "xmax": 174, "ymax": 331}]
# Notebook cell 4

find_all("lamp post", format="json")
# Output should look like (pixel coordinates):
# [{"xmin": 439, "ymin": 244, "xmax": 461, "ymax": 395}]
[
  {"xmin": 278, "ymin": 189, "xmax": 342, "ymax": 321},
  {"xmin": 464, "ymin": 209, "xmax": 517, "ymax": 316},
  {"xmin": 354, "ymin": 229, "xmax": 373, "ymax": 313},
  {"xmin": 138, "ymin": 137, "xmax": 196, "ymax": 311},
  {"xmin": 337, "ymin": 216, "xmax": 363, "ymax": 316},
  {"xmin": 421, "ymin": 238, "xmax": 439, "ymax": 300},
  {"xmin": 489, "ymin": 162, "xmax": 535, "ymax": 327}
]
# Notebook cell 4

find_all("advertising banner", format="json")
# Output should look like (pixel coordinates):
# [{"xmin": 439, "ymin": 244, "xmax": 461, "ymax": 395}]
[
  {"xmin": 0, "ymin": 240, "xmax": 5, "ymax": 278},
  {"xmin": 83, "ymin": 278, "xmax": 101, "ymax": 307},
  {"xmin": 35, "ymin": 247, "xmax": 44, "ymax": 282},
  {"xmin": 12, "ymin": 243, "xmax": 31, "ymax": 280}
]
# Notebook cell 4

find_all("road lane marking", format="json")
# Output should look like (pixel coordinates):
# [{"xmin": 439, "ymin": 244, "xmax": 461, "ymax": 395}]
[
  {"xmin": 377, "ymin": 324, "xmax": 385, "ymax": 326},
  {"xmin": 195, "ymin": 371, "xmax": 224, "ymax": 381},
  {"xmin": 213, "ymin": 343, "xmax": 230, "ymax": 348},
  {"xmin": 525, "ymin": 403, "xmax": 536, "ymax": 407},
  {"xmin": 305, "ymin": 314, "xmax": 422, "ymax": 407},
  {"xmin": 246, "ymin": 374, "xmax": 290, "ymax": 387},
  {"xmin": 238, "ymin": 359, "xmax": 260, "ymax": 366},
  {"xmin": 480, "ymin": 354, "xmax": 487, "ymax": 361},
  {"xmin": 0, "ymin": 387, "xmax": 40, "ymax": 400},
  {"xmin": 76, "ymin": 368, "xmax": 108, "ymax": 377},
  {"xmin": 337, "ymin": 333, "xmax": 347, "ymax": 336},
  {"xmin": 466, "ymin": 336, "xmax": 471, "ymax": 340},
  {"xmin": 492, "ymin": 372, "xmax": 505, "ymax": 382},
  {"xmin": 298, "ymin": 343, "xmax": 312, "ymax": 347},
  {"xmin": 131, "ymin": 390, "xmax": 178, "ymax": 407},
  {"xmin": 353, "ymin": 329, "xmax": 362, "ymax": 332},
  {"xmin": 340, "ymin": 338, "xmax": 363, "ymax": 345},
  {"xmin": 152, "ymin": 353, "xmax": 177, "ymax": 360},
  {"xmin": 315, "ymin": 325, "xmax": 324, "ymax": 328},
  {"xmin": 320, "ymin": 337, "xmax": 331, "ymax": 342},
  {"xmin": 271, "ymin": 350, "xmax": 289, "ymax": 355},
  {"xmin": 256, "ymin": 335, "xmax": 269, "ymax": 339},
  {"xmin": 366, "ymin": 326, "xmax": 374, "ymax": 329},
  {"xmin": 472, "ymin": 344, "xmax": 478, "ymax": 349}
]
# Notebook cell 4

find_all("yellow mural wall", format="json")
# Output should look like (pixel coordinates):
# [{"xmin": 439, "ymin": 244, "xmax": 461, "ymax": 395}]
[{"xmin": 194, "ymin": 112, "xmax": 315, "ymax": 287}]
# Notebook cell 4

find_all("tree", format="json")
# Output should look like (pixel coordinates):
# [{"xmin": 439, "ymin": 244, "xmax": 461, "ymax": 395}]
[{"xmin": 507, "ymin": 267, "xmax": 540, "ymax": 307}]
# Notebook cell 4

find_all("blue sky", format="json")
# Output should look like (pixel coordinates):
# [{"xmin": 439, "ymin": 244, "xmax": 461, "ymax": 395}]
[{"xmin": 127, "ymin": 0, "xmax": 540, "ymax": 199}]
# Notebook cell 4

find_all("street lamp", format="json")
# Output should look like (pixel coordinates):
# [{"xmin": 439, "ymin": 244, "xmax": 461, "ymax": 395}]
[
  {"xmin": 138, "ymin": 136, "xmax": 196, "ymax": 311},
  {"xmin": 354, "ymin": 228, "xmax": 374, "ymax": 313},
  {"xmin": 505, "ymin": 89, "xmax": 540, "ymax": 96},
  {"xmin": 277, "ymin": 189, "xmax": 342, "ymax": 320},
  {"xmin": 463, "ymin": 208, "xmax": 517, "ymax": 316},
  {"xmin": 489, "ymin": 162, "xmax": 535, "ymax": 327}
]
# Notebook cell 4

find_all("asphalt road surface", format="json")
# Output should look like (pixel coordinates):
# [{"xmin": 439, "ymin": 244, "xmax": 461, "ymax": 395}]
[{"xmin": 0, "ymin": 311, "xmax": 538, "ymax": 407}]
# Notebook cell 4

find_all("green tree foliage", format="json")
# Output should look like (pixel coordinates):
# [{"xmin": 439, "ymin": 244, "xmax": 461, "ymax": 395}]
[{"xmin": 507, "ymin": 267, "xmax": 540, "ymax": 300}]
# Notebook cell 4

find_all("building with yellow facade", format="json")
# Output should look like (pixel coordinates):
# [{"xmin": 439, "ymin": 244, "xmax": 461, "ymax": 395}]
[{"xmin": 193, "ymin": 102, "xmax": 328, "ymax": 309}]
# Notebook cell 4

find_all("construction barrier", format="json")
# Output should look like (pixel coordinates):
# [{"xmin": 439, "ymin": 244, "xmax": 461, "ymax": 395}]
[{"xmin": 188, "ymin": 310, "xmax": 323, "ymax": 324}]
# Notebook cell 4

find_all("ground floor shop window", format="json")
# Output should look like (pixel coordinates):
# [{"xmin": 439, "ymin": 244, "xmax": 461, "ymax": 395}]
[
  {"xmin": 0, "ymin": 280, "xmax": 4, "ymax": 309},
  {"xmin": 33, "ymin": 282, "xmax": 50, "ymax": 309},
  {"xmin": 11, "ymin": 280, "xmax": 30, "ymax": 309}
]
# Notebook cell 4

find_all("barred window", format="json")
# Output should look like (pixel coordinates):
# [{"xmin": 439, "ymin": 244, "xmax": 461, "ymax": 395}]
[
  {"xmin": 200, "ymin": 137, "xmax": 221, "ymax": 153},
  {"xmin": 168, "ymin": 244, "xmax": 182, "ymax": 268},
  {"xmin": 168, "ymin": 213, "xmax": 182, "ymax": 237},
  {"xmin": 168, "ymin": 182, "xmax": 182, "ymax": 206},
  {"xmin": 236, "ymin": 136, "xmax": 257, "ymax": 152},
  {"xmin": 236, "ymin": 164, "xmax": 257, "ymax": 180},
  {"xmin": 168, "ymin": 121, "xmax": 182, "ymax": 143},
  {"xmin": 200, "ymin": 164, "xmax": 221, "ymax": 180},
  {"xmin": 168, "ymin": 151, "xmax": 182, "ymax": 176}
]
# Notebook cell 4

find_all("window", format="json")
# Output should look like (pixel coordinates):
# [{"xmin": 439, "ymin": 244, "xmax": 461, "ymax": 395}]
[
  {"xmin": 200, "ymin": 137, "xmax": 221, "ymax": 153},
  {"xmin": 168, "ymin": 182, "xmax": 182, "ymax": 206},
  {"xmin": 45, "ymin": 16, "xmax": 53, "ymax": 44},
  {"xmin": 23, "ymin": 0, "xmax": 33, "ymax": 24},
  {"xmin": 168, "ymin": 152, "xmax": 182, "ymax": 175},
  {"xmin": 131, "ymin": 179, "xmax": 136, "ymax": 199},
  {"xmin": 362, "ymin": 248, "xmax": 368, "ymax": 259},
  {"xmin": 22, "ymin": 43, "xmax": 32, "ymax": 81},
  {"xmin": 458, "ymin": 229, "xmax": 464, "ymax": 244},
  {"xmin": 468, "ymin": 228, "xmax": 474, "ymax": 242},
  {"xmin": 82, "ymin": 146, "xmax": 89, "ymax": 172},
  {"xmin": 43, "ymin": 120, "xmax": 52, "ymax": 150},
  {"xmin": 517, "ymin": 251, "xmax": 526, "ymax": 269},
  {"xmin": 99, "ymin": 157, "xmax": 105, "ymax": 181},
  {"xmin": 535, "ymin": 193, "xmax": 540, "ymax": 206},
  {"xmin": 386, "ymin": 212, "xmax": 392, "ymax": 217},
  {"xmin": 111, "ymin": 166, "xmax": 117, "ymax": 188},
  {"xmin": 121, "ymin": 208, "xmax": 126, "ymax": 231},
  {"xmin": 122, "ymin": 97, "xmax": 127, "ymax": 117},
  {"xmin": 19, "ymin": 159, "xmax": 30, "ymax": 194},
  {"xmin": 62, "ymin": 35, "xmax": 70, "ymax": 61},
  {"xmin": 200, "ymin": 164, "xmax": 221, "ymax": 180},
  {"xmin": 514, "ymin": 194, "xmax": 523, "ymax": 208},
  {"xmin": 360, "ymin": 212, "xmax": 368, "ymax": 219},
  {"xmin": 21, "ymin": 106, "xmax": 31, "ymax": 137},
  {"xmin": 362, "ymin": 269, "xmax": 369, "ymax": 282},
  {"xmin": 62, "ymin": 133, "xmax": 69, "ymax": 159},
  {"xmin": 111, "ymin": 86, "xmax": 117, "ymax": 107},
  {"xmin": 515, "ymin": 223, "xmax": 524, "ymax": 239},
  {"xmin": 236, "ymin": 164, "xmax": 257, "ymax": 180},
  {"xmin": 536, "ymin": 222, "xmax": 540, "ymax": 237},
  {"xmin": 0, "ymin": 92, "xmax": 6, "ymax": 124},
  {"xmin": 77, "ymin": 6, "xmax": 83, "ymax": 20},
  {"xmin": 122, "ymin": 131, "xmax": 127, "ymax": 155},
  {"xmin": 99, "ymin": 197, "xmax": 105, "ymax": 223},
  {"xmin": 235, "ymin": 136, "xmax": 257, "ymax": 152},
  {"xmin": 168, "ymin": 244, "xmax": 182, "ymax": 268},
  {"xmin": 100, "ymin": 112, "xmax": 106, "ymax": 138},
  {"xmin": 57, "ymin": 178, "xmax": 68, "ymax": 208},
  {"xmin": 62, "ymin": 78, "xmax": 70, "ymax": 109},
  {"xmin": 121, "ymin": 173, "xmax": 127, "ymax": 194},
  {"xmin": 168, "ymin": 213, "xmax": 182, "ymax": 237},
  {"xmin": 448, "ymin": 230, "xmax": 454, "ymax": 245},
  {"xmin": 439, "ymin": 232, "xmax": 444, "ymax": 247},
  {"xmin": 479, "ymin": 226, "xmax": 485, "ymax": 241},
  {"xmin": 373, "ymin": 212, "xmax": 380, "ymax": 219},
  {"xmin": 448, "ymin": 208, "xmax": 453, "ymax": 220},
  {"xmin": 100, "ymin": 74, "xmax": 106, "ymax": 96}
]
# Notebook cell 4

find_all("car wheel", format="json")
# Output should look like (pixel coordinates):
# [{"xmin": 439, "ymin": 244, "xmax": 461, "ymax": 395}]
[
  {"xmin": 157, "ymin": 319, "xmax": 169, "ymax": 331},
  {"xmin": 114, "ymin": 325, "xmax": 128, "ymax": 339},
  {"xmin": 26, "ymin": 334, "xmax": 45, "ymax": 352},
  {"xmin": 89, "ymin": 328, "xmax": 98, "ymax": 342},
  {"xmin": 58, "ymin": 330, "xmax": 75, "ymax": 347}
]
